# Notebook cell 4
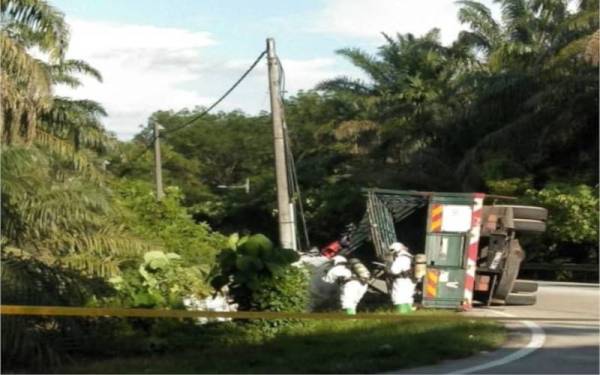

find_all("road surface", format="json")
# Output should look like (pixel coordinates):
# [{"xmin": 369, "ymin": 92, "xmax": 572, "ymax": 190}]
[{"xmin": 393, "ymin": 281, "xmax": 599, "ymax": 374}]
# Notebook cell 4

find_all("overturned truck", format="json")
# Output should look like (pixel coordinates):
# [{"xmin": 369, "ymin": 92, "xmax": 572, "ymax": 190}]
[{"xmin": 336, "ymin": 188, "xmax": 547, "ymax": 309}]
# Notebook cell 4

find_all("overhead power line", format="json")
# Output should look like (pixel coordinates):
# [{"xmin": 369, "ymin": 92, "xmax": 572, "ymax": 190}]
[
  {"xmin": 277, "ymin": 56, "xmax": 311, "ymax": 249},
  {"xmin": 162, "ymin": 50, "xmax": 267, "ymax": 137},
  {"xmin": 127, "ymin": 49, "xmax": 267, "ymax": 164}
]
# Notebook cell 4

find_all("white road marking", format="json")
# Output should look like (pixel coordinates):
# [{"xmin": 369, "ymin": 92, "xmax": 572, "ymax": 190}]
[{"xmin": 446, "ymin": 309, "xmax": 546, "ymax": 374}]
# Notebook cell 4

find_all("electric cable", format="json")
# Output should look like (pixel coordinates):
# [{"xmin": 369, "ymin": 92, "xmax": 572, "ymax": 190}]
[
  {"xmin": 162, "ymin": 50, "xmax": 267, "ymax": 137},
  {"xmin": 277, "ymin": 56, "xmax": 311, "ymax": 249},
  {"xmin": 125, "ymin": 50, "xmax": 267, "ymax": 165},
  {"xmin": 284, "ymin": 126, "xmax": 311, "ymax": 249}
]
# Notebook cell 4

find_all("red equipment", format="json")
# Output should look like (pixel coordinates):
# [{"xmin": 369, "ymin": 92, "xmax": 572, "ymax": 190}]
[{"xmin": 321, "ymin": 241, "xmax": 342, "ymax": 258}]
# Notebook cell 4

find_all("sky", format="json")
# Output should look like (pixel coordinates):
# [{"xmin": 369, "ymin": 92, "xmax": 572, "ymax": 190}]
[{"xmin": 50, "ymin": 0, "xmax": 499, "ymax": 139}]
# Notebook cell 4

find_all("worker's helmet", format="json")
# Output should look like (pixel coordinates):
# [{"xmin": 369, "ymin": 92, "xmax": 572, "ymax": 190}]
[
  {"xmin": 389, "ymin": 242, "xmax": 409, "ymax": 254},
  {"xmin": 332, "ymin": 255, "xmax": 347, "ymax": 265}
]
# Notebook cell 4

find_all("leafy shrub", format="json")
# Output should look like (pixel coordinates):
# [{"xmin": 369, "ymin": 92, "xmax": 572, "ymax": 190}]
[
  {"xmin": 109, "ymin": 250, "xmax": 210, "ymax": 308},
  {"xmin": 517, "ymin": 184, "xmax": 599, "ymax": 279},
  {"xmin": 486, "ymin": 177, "xmax": 533, "ymax": 196},
  {"xmin": 213, "ymin": 233, "xmax": 307, "ymax": 313},
  {"xmin": 113, "ymin": 180, "xmax": 227, "ymax": 306},
  {"xmin": 526, "ymin": 184, "xmax": 598, "ymax": 244},
  {"xmin": 115, "ymin": 180, "xmax": 225, "ymax": 268},
  {"xmin": 250, "ymin": 265, "xmax": 309, "ymax": 313},
  {"xmin": 1, "ymin": 250, "xmax": 115, "ymax": 371}
]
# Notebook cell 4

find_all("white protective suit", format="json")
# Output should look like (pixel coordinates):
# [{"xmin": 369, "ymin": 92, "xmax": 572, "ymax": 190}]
[
  {"xmin": 389, "ymin": 250, "xmax": 416, "ymax": 305},
  {"xmin": 322, "ymin": 257, "xmax": 368, "ymax": 310}
]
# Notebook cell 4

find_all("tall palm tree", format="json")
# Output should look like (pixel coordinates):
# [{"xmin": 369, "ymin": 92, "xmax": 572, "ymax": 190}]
[
  {"xmin": 455, "ymin": 0, "xmax": 599, "ymax": 188},
  {"xmin": 0, "ymin": 3, "xmax": 153, "ymax": 368},
  {"xmin": 316, "ymin": 30, "xmax": 474, "ymax": 189},
  {"xmin": 1, "ymin": 0, "xmax": 69, "ymax": 144}
]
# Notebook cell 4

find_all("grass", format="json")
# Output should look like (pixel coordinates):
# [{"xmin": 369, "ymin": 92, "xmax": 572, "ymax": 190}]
[{"xmin": 59, "ymin": 310, "xmax": 506, "ymax": 374}]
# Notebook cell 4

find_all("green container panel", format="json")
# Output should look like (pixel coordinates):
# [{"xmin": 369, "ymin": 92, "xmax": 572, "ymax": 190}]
[
  {"xmin": 425, "ymin": 233, "xmax": 466, "ymax": 267},
  {"xmin": 423, "ymin": 267, "xmax": 466, "ymax": 309}
]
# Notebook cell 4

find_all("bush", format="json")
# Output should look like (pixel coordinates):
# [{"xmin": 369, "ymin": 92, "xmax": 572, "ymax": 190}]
[
  {"xmin": 113, "ymin": 180, "xmax": 227, "ymax": 306},
  {"xmin": 212, "ymin": 233, "xmax": 309, "ymax": 334},
  {"xmin": 109, "ymin": 250, "xmax": 210, "ymax": 308},
  {"xmin": 526, "ymin": 184, "xmax": 598, "ymax": 245},
  {"xmin": 115, "ymin": 180, "xmax": 226, "ymax": 269},
  {"xmin": 1, "ymin": 251, "xmax": 115, "ymax": 371},
  {"xmin": 249, "ymin": 265, "xmax": 310, "ymax": 335},
  {"xmin": 250, "ymin": 265, "xmax": 309, "ymax": 313},
  {"xmin": 213, "ymin": 233, "xmax": 301, "ymax": 310},
  {"xmin": 517, "ymin": 184, "xmax": 599, "ymax": 278}
]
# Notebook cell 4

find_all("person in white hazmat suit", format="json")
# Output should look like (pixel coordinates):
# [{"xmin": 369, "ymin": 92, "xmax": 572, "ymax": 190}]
[
  {"xmin": 322, "ymin": 255, "xmax": 368, "ymax": 315},
  {"xmin": 388, "ymin": 242, "xmax": 416, "ymax": 314}
]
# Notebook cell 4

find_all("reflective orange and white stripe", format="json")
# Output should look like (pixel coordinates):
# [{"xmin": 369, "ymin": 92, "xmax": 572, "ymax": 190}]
[
  {"xmin": 430, "ymin": 204, "xmax": 443, "ymax": 232},
  {"xmin": 463, "ymin": 193, "xmax": 485, "ymax": 309},
  {"xmin": 425, "ymin": 269, "xmax": 439, "ymax": 299}
]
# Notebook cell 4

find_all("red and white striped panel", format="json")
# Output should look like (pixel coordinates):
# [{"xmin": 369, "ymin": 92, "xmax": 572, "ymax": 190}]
[{"xmin": 463, "ymin": 193, "xmax": 485, "ymax": 310}]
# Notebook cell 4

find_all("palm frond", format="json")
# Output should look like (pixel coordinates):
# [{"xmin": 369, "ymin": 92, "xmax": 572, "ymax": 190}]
[
  {"xmin": 335, "ymin": 48, "xmax": 389, "ymax": 84},
  {"xmin": 35, "ymin": 129, "xmax": 103, "ymax": 176},
  {"xmin": 457, "ymin": 0, "xmax": 501, "ymax": 49},
  {"xmin": 48, "ymin": 59, "xmax": 103, "ymax": 86},
  {"xmin": 1, "ymin": 31, "xmax": 52, "ymax": 143},
  {"xmin": 499, "ymin": 0, "xmax": 533, "ymax": 43},
  {"xmin": 1, "ymin": 248, "xmax": 114, "ymax": 370},
  {"xmin": 1, "ymin": 0, "xmax": 70, "ymax": 60},
  {"xmin": 316, "ymin": 76, "xmax": 372, "ymax": 95}
]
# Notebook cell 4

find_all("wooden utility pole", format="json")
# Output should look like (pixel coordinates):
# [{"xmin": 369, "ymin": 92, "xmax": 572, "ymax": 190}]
[
  {"xmin": 153, "ymin": 121, "xmax": 164, "ymax": 201},
  {"xmin": 266, "ymin": 38, "xmax": 296, "ymax": 250}
]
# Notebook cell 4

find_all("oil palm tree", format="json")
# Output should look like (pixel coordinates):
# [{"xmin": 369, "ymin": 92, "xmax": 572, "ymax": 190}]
[
  {"xmin": 454, "ymin": 0, "xmax": 599, "ymax": 188},
  {"xmin": 316, "ymin": 30, "xmax": 474, "ymax": 189},
  {"xmin": 1, "ymin": 0, "xmax": 145, "ymax": 275},
  {"xmin": 0, "ymin": 2, "xmax": 152, "ymax": 368},
  {"xmin": 1, "ymin": 0, "xmax": 69, "ymax": 143}
]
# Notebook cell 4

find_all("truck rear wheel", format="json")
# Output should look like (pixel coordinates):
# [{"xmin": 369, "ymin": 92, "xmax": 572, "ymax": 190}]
[
  {"xmin": 505, "ymin": 292, "xmax": 537, "ymax": 305},
  {"xmin": 512, "ymin": 280, "xmax": 538, "ymax": 293},
  {"xmin": 513, "ymin": 219, "xmax": 547, "ymax": 233},
  {"xmin": 493, "ymin": 239, "xmax": 524, "ymax": 300}
]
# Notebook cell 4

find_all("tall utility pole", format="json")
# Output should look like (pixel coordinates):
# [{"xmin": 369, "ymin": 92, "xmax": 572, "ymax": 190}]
[
  {"xmin": 266, "ymin": 38, "xmax": 296, "ymax": 250},
  {"xmin": 153, "ymin": 121, "xmax": 164, "ymax": 201}
]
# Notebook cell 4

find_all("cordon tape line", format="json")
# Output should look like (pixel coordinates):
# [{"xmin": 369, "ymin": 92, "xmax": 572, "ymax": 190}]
[{"xmin": 0, "ymin": 305, "xmax": 598, "ymax": 322}]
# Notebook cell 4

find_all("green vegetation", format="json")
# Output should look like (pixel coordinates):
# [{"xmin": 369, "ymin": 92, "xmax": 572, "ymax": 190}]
[
  {"xmin": 527, "ymin": 184, "xmax": 599, "ymax": 245},
  {"xmin": 114, "ymin": 0, "xmax": 599, "ymax": 262},
  {"xmin": 213, "ymin": 233, "xmax": 304, "ymax": 310},
  {"xmin": 1, "ymin": 0, "xmax": 597, "ymax": 372},
  {"xmin": 60, "ymin": 313, "xmax": 505, "ymax": 374},
  {"xmin": 212, "ymin": 233, "xmax": 309, "ymax": 334}
]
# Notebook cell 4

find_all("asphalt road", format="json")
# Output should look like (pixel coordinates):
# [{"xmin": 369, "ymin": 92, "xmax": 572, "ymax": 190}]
[{"xmin": 393, "ymin": 281, "xmax": 599, "ymax": 374}]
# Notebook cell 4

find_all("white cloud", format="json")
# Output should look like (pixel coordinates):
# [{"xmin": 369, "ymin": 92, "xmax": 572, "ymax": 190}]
[
  {"xmin": 313, "ymin": 0, "xmax": 498, "ymax": 46},
  {"xmin": 224, "ymin": 56, "xmax": 343, "ymax": 93},
  {"xmin": 56, "ymin": 18, "xmax": 217, "ymax": 139},
  {"xmin": 55, "ymin": 18, "xmax": 358, "ymax": 140},
  {"xmin": 279, "ymin": 58, "xmax": 344, "ymax": 93}
]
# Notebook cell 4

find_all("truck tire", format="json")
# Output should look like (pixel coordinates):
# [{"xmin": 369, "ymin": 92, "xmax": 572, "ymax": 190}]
[
  {"xmin": 513, "ymin": 219, "xmax": 547, "ymax": 233},
  {"xmin": 505, "ymin": 292, "xmax": 537, "ymax": 305},
  {"xmin": 512, "ymin": 280, "xmax": 538, "ymax": 293},
  {"xmin": 493, "ymin": 240, "xmax": 524, "ymax": 300},
  {"xmin": 493, "ymin": 205, "xmax": 548, "ymax": 221}
]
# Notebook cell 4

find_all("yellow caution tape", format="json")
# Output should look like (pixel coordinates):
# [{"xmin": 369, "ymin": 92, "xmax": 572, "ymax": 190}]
[{"xmin": 0, "ymin": 305, "xmax": 598, "ymax": 322}]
